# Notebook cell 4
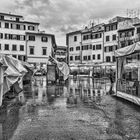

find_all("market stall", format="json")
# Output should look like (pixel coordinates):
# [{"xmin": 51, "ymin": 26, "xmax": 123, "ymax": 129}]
[
  {"xmin": 0, "ymin": 54, "xmax": 33, "ymax": 106},
  {"xmin": 115, "ymin": 42, "xmax": 140, "ymax": 105}
]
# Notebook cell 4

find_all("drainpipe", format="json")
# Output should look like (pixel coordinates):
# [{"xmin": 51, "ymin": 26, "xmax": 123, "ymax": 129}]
[
  {"xmin": 102, "ymin": 30, "xmax": 104, "ymax": 63},
  {"xmin": 25, "ymin": 34, "xmax": 28, "ymax": 62},
  {"xmin": 80, "ymin": 33, "xmax": 82, "ymax": 64}
]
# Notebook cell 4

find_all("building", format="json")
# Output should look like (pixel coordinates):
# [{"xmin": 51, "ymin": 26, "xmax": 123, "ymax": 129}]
[
  {"xmin": 26, "ymin": 32, "xmax": 56, "ymax": 68},
  {"xmin": 66, "ymin": 30, "xmax": 82, "ymax": 65},
  {"xmin": 55, "ymin": 46, "xmax": 67, "ymax": 63},
  {"xmin": 0, "ymin": 12, "xmax": 57, "ymax": 67},
  {"xmin": 66, "ymin": 16, "xmax": 140, "ymax": 66},
  {"xmin": 81, "ymin": 24, "xmax": 104, "ymax": 64},
  {"xmin": 103, "ymin": 16, "xmax": 140, "ymax": 63}
]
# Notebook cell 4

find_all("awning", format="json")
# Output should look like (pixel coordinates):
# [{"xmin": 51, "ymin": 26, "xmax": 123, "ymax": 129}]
[{"xmin": 115, "ymin": 42, "xmax": 140, "ymax": 57}]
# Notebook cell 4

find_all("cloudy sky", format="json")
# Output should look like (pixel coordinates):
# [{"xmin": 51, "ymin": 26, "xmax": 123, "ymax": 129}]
[{"xmin": 0, "ymin": 0, "xmax": 140, "ymax": 45}]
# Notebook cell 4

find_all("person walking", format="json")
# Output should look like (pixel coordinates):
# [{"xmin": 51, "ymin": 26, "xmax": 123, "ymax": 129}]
[{"xmin": 109, "ymin": 69, "xmax": 115, "ymax": 94}]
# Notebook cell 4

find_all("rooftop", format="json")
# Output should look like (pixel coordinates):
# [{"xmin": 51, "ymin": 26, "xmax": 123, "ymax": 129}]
[{"xmin": 0, "ymin": 12, "xmax": 23, "ymax": 18}]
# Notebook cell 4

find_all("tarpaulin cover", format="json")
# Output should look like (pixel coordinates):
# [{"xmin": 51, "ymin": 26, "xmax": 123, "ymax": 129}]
[
  {"xmin": 0, "ymin": 54, "xmax": 28, "ymax": 106},
  {"xmin": 49, "ymin": 56, "xmax": 70, "ymax": 80},
  {"xmin": 115, "ymin": 42, "xmax": 140, "ymax": 57}
]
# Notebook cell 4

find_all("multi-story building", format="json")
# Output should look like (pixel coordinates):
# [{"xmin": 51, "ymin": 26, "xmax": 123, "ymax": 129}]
[
  {"xmin": 103, "ymin": 16, "xmax": 139, "ymax": 63},
  {"xmin": 55, "ymin": 46, "xmax": 67, "ymax": 63},
  {"xmin": 66, "ymin": 30, "xmax": 81, "ymax": 65},
  {"xmin": 66, "ymin": 16, "xmax": 140, "ymax": 65},
  {"xmin": 81, "ymin": 24, "xmax": 104, "ymax": 64},
  {"xmin": 66, "ymin": 24, "xmax": 104, "ymax": 66},
  {"xmin": 117, "ymin": 17, "xmax": 140, "ymax": 48},
  {"xmin": 0, "ymin": 12, "xmax": 57, "ymax": 67},
  {"xmin": 26, "ymin": 32, "xmax": 56, "ymax": 68}
]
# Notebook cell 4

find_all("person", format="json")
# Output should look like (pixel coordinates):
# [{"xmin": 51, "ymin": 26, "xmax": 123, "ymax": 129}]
[{"xmin": 109, "ymin": 69, "xmax": 115, "ymax": 94}]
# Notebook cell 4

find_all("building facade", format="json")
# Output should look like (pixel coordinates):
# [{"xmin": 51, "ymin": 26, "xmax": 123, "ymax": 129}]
[
  {"xmin": 0, "ymin": 12, "xmax": 57, "ymax": 68},
  {"xmin": 66, "ymin": 16, "xmax": 140, "ymax": 65},
  {"xmin": 66, "ymin": 31, "xmax": 82, "ymax": 65}
]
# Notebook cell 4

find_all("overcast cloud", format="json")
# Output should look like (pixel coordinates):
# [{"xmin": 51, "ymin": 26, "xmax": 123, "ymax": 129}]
[{"xmin": 0, "ymin": 0, "xmax": 140, "ymax": 45}]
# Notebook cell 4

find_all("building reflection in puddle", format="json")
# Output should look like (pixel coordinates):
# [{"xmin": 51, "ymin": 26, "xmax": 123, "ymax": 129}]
[
  {"xmin": 0, "ymin": 76, "xmax": 110, "ymax": 140},
  {"xmin": 67, "ymin": 77, "xmax": 108, "ymax": 106}
]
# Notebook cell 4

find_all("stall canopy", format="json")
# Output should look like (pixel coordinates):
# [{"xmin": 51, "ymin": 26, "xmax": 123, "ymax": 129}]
[
  {"xmin": 0, "ymin": 54, "xmax": 31, "ymax": 106},
  {"xmin": 48, "ymin": 56, "xmax": 70, "ymax": 80},
  {"xmin": 115, "ymin": 42, "xmax": 140, "ymax": 57}
]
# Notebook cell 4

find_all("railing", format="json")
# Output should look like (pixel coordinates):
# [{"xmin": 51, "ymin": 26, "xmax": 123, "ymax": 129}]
[{"xmin": 117, "ymin": 79, "xmax": 140, "ymax": 97}]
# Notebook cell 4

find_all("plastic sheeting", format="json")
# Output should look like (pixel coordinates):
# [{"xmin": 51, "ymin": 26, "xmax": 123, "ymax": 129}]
[
  {"xmin": 115, "ymin": 42, "xmax": 140, "ymax": 57},
  {"xmin": 48, "ymin": 56, "xmax": 70, "ymax": 80},
  {"xmin": 0, "ymin": 54, "xmax": 28, "ymax": 106}
]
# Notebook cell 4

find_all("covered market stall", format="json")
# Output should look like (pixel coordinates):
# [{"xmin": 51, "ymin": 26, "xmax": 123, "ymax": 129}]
[
  {"xmin": 0, "ymin": 54, "xmax": 34, "ymax": 106},
  {"xmin": 115, "ymin": 42, "xmax": 140, "ymax": 105}
]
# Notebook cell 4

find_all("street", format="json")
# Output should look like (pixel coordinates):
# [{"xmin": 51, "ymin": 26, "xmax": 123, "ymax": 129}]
[{"xmin": 0, "ymin": 76, "xmax": 140, "ymax": 140}]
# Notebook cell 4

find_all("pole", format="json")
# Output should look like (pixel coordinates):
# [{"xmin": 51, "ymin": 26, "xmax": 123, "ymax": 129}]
[{"xmin": 0, "ymin": 65, "xmax": 4, "ymax": 106}]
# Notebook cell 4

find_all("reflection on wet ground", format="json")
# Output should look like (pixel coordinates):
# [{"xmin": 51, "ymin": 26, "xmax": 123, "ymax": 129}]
[{"xmin": 0, "ymin": 76, "xmax": 140, "ymax": 140}]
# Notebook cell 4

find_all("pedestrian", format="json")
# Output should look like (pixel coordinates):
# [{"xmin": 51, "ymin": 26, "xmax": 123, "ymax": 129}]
[{"xmin": 109, "ymin": 69, "xmax": 115, "ymax": 94}]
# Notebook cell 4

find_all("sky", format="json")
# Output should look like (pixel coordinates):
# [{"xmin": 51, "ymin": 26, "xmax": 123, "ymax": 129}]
[{"xmin": 0, "ymin": 0, "xmax": 140, "ymax": 45}]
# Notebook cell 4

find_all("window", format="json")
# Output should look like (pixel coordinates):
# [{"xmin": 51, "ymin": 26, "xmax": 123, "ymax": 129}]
[
  {"xmin": 16, "ymin": 18, "xmax": 19, "ymax": 22},
  {"xmin": 5, "ymin": 23, "xmax": 9, "ymax": 28},
  {"xmin": 20, "ymin": 45, "xmax": 24, "ymax": 51},
  {"xmin": 0, "ymin": 16, "xmax": 4, "ymax": 20},
  {"xmin": 106, "ymin": 36, "xmax": 110, "ymax": 42},
  {"xmin": 0, "ymin": 44, "xmax": 1, "ymax": 50},
  {"xmin": 75, "ymin": 56, "xmax": 80, "ymax": 60},
  {"xmin": 93, "ymin": 55, "xmax": 95, "ymax": 60},
  {"xmin": 5, "ymin": 34, "xmax": 9, "ymax": 39},
  {"xmin": 29, "ymin": 35, "xmax": 35, "ymax": 41},
  {"xmin": 112, "ymin": 56, "xmax": 116, "ymax": 62},
  {"xmin": 70, "ymin": 47, "xmax": 73, "ymax": 51},
  {"xmin": 28, "ymin": 26, "xmax": 35, "ymax": 31},
  {"xmin": 12, "ymin": 34, "xmax": 17, "ymax": 40},
  {"xmin": 109, "ymin": 46, "xmax": 113, "ymax": 52},
  {"xmin": 104, "ymin": 47, "xmax": 107, "ymax": 52},
  {"xmin": 105, "ymin": 26, "xmax": 110, "ymax": 32},
  {"xmin": 70, "ymin": 56, "xmax": 73, "ymax": 61},
  {"xmin": 97, "ymin": 54, "xmax": 100, "ymax": 60},
  {"xmin": 42, "ymin": 47, "xmax": 47, "ymax": 55},
  {"xmin": 93, "ymin": 45, "xmax": 95, "ymax": 50},
  {"xmin": 76, "ymin": 46, "xmax": 80, "ymax": 51},
  {"xmin": 12, "ymin": 45, "xmax": 17, "ymax": 51},
  {"xmin": 0, "ymin": 33, "xmax": 3, "ymax": 39},
  {"xmin": 18, "ymin": 55, "xmax": 23, "ymax": 60},
  {"xmin": 90, "ymin": 44, "xmax": 92, "ymax": 49},
  {"xmin": 41, "ymin": 36, "xmax": 48, "ymax": 42},
  {"xmin": 74, "ymin": 36, "xmax": 77, "ymax": 42},
  {"xmin": 83, "ymin": 56, "xmax": 87, "ymax": 60},
  {"xmin": 17, "ymin": 35, "xmax": 20, "ymax": 40},
  {"xmin": 4, "ymin": 44, "xmax": 9, "ymax": 50},
  {"xmin": 29, "ymin": 46, "xmax": 34, "ymax": 55},
  {"xmin": 12, "ymin": 55, "xmax": 16, "ymax": 58},
  {"xmin": 96, "ymin": 44, "xmax": 101, "ymax": 50},
  {"xmin": 88, "ymin": 55, "xmax": 91, "ymax": 60},
  {"xmin": 137, "ymin": 27, "xmax": 140, "ymax": 34},
  {"xmin": 113, "ymin": 24, "xmax": 117, "ymax": 30},
  {"xmin": 20, "ymin": 35, "xmax": 25, "ymax": 41},
  {"xmin": 24, "ymin": 25, "xmax": 26, "ymax": 30},
  {"xmin": 112, "ymin": 34, "xmax": 116, "ymax": 40},
  {"xmin": 16, "ymin": 24, "xmax": 20, "ymax": 30},
  {"xmin": 106, "ymin": 56, "xmax": 111, "ymax": 62}
]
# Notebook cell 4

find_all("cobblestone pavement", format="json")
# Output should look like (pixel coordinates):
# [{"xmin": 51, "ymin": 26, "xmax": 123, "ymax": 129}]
[{"xmin": 0, "ymin": 76, "xmax": 140, "ymax": 140}]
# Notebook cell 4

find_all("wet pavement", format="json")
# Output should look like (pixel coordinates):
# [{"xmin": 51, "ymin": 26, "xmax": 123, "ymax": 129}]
[{"xmin": 0, "ymin": 76, "xmax": 140, "ymax": 140}]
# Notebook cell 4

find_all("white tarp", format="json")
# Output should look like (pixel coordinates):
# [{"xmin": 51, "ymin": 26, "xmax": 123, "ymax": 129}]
[
  {"xmin": 48, "ymin": 56, "xmax": 70, "ymax": 80},
  {"xmin": 115, "ymin": 42, "xmax": 140, "ymax": 57},
  {"xmin": 0, "ymin": 54, "xmax": 28, "ymax": 106}
]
